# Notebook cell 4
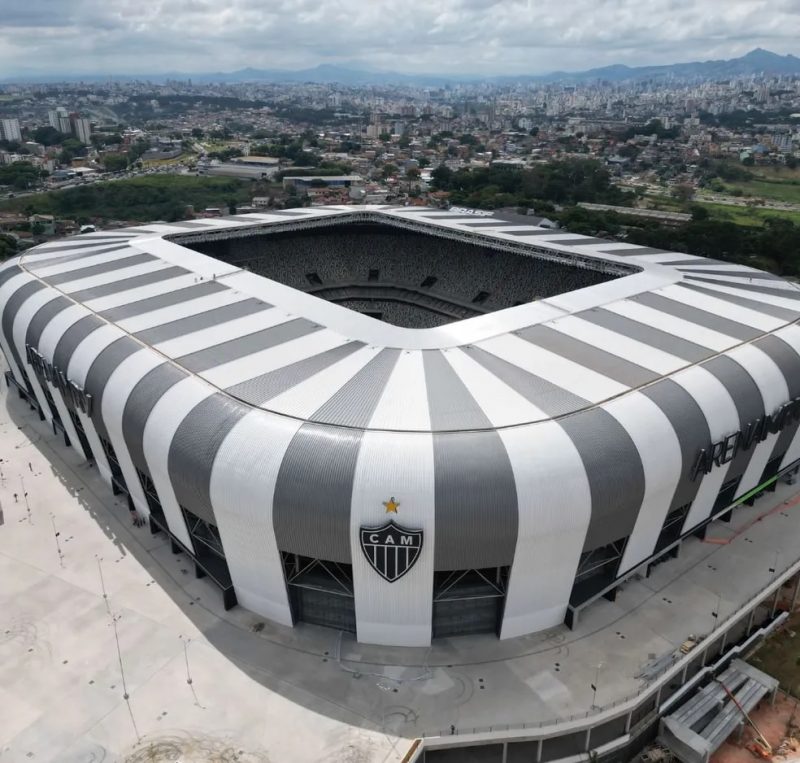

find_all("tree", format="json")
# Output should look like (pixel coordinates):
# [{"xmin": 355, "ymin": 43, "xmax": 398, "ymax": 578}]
[
  {"xmin": 382, "ymin": 163, "xmax": 398, "ymax": 179},
  {"xmin": 102, "ymin": 154, "xmax": 129, "ymax": 173},
  {"xmin": 671, "ymin": 184, "xmax": 694, "ymax": 203},
  {"xmin": 379, "ymin": 132, "xmax": 391, "ymax": 143},
  {"xmin": 191, "ymin": 128, "xmax": 204, "ymax": 139},
  {"xmin": 430, "ymin": 165, "xmax": 454, "ymax": 190},
  {"xmin": 690, "ymin": 204, "xmax": 709, "ymax": 221},
  {"xmin": 406, "ymin": 167, "xmax": 421, "ymax": 180},
  {"xmin": 398, "ymin": 134, "xmax": 411, "ymax": 149},
  {"xmin": 227, "ymin": 199, "xmax": 238, "ymax": 214},
  {"xmin": 32, "ymin": 126, "xmax": 64, "ymax": 146}
]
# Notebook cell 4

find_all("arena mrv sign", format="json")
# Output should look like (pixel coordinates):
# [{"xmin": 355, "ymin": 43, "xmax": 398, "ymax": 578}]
[
  {"xmin": 691, "ymin": 395, "xmax": 800, "ymax": 481},
  {"xmin": 25, "ymin": 344, "xmax": 94, "ymax": 416}
]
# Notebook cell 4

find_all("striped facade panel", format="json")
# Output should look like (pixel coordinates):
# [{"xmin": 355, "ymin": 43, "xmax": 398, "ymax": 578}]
[
  {"xmin": 209, "ymin": 410, "xmax": 300, "ymax": 626},
  {"xmin": 559, "ymin": 408, "xmax": 645, "ymax": 551},
  {"xmin": 168, "ymin": 393, "xmax": 249, "ymax": 526},
  {"xmin": 2, "ymin": 279, "xmax": 44, "ymax": 383},
  {"xmin": 499, "ymin": 421, "xmax": 591, "ymax": 639}
]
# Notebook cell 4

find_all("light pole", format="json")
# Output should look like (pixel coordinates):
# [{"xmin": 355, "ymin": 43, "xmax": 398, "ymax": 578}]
[
  {"xmin": 711, "ymin": 593, "xmax": 722, "ymax": 633},
  {"xmin": 591, "ymin": 662, "xmax": 604, "ymax": 709}
]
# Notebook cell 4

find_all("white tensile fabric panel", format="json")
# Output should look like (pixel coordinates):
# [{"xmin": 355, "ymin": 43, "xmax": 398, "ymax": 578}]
[
  {"xmin": 142, "ymin": 377, "xmax": 214, "ymax": 549},
  {"xmin": 476, "ymin": 333, "xmax": 628, "ymax": 403},
  {"xmin": 116, "ymin": 289, "xmax": 248, "ymax": 334},
  {"xmin": 209, "ymin": 410, "xmax": 300, "ymax": 626},
  {"xmin": 606, "ymin": 299, "xmax": 738, "ymax": 352},
  {"xmin": 442, "ymin": 347, "xmax": 549, "ymax": 426},
  {"xmin": 367, "ymin": 350, "xmax": 432, "ymax": 431},
  {"xmin": 0, "ymin": 272, "xmax": 34, "ymax": 383},
  {"xmin": 66, "ymin": 324, "xmax": 129, "ymax": 484},
  {"xmin": 670, "ymin": 366, "xmax": 740, "ymax": 533},
  {"xmin": 199, "ymin": 329, "xmax": 352, "ymax": 390},
  {"xmin": 350, "ymin": 430, "xmax": 436, "ymax": 646},
  {"xmin": 139, "ymin": 237, "xmax": 239, "ymax": 278},
  {"xmin": 37, "ymin": 304, "xmax": 91, "ymax": 360},
  {"xmin": 12, "ymin": 289, "xmax": 63, "ymax": 425},
  {"xmin": 686, "ymin": 272, "xmax": 799, "ymax": 290},
  {"xmin": 84, "ymin": 273, "xmax": 203, "ymax": 312},
  {"xmin": 657, "ymin": 284, "xmax": 784, "ymax": 332},
  {"xmin": 257, "ymin": 344, "xmax": 383, "ymax": 419},
  {"xmin": 30, "ymin": 247, "xmax": 140, "ymax": 277},
  {"xmin": 57, "ymin": 261, "xmax": 174, "ymax": 294},
  {"xmin": 729, "ymin": 344, "xmax": 789, "ymax": 497},
  {"xmin": 499, "ymin": 421, "xmax": 591, "ymax": 639},
  {"xmin": 681, "ymin": 280, "xmax": 800, "ymax": 312},
  {"xmin": 610, "ymin": 392, "xmax": 682, "ymax": 575},
  {"xmin": 153, "ymin": 308, "xmax": 284, "ymax": 358},
  {"xmin": 772, "ymin": 326, "xmax": 800, "ymax": 469},
  {"xmin": 549, "ymin": 315, "xmax": 687, "ymax": 375},
  {"xmin": 101, "ymin": 349, "xmax": 165, "ymax": 516}
]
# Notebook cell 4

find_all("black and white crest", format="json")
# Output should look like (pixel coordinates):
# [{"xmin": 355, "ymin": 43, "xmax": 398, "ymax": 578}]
[{"xmin": 360, "ymin": 521, "xmax": 423, "ymax": 583}]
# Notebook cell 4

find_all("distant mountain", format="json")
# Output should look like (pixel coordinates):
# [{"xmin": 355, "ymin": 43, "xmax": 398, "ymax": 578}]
[{"xmin": 3, "ymin": 49, "xmax": 800, "ymax": 86}]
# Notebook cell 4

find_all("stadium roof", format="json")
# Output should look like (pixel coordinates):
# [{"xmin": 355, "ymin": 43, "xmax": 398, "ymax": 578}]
[{"xmin": 18, "ymin": 204, "xmax": 800, "ymax": 434}]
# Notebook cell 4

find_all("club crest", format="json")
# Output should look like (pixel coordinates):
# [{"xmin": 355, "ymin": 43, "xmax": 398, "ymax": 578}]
[{"xmin": 360, "ymin": 520, "xmax": 423, "ymax": 583}]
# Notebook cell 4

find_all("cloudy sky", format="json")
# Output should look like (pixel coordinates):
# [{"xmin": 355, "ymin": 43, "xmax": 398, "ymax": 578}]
[{"xmin": 2, "ymin": 0, "xmax": 799, "ymax": 77}]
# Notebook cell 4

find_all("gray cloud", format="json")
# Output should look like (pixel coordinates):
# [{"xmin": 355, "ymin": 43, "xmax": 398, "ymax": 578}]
[{"xmin": 1, "ymin": 0, "xmax": 798, "ymax": 77}]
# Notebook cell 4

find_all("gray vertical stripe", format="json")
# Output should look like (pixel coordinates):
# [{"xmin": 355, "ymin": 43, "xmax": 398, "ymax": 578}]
[
  {"xmin": 43, "ymin": 253, "xmax": 155, "ymax": 285},
  {"xmin": 2, "ymin": 280, "xmax": 45, "ymax": 374},
  {"xmin": 122, "ymin": 363, "xmax": 187, "ymax": 475},
  {"xmin": 676, "ymin": 268, "xmax": 782, "ymax": 280},
  {"xmin": 683, "ymin": 276, "xmax": 800, "ymax": 300},
  {"xmin": 701, "ymin": 355, "xmax": 765, "ymax": 493},
  {"xmin": 560, "ymin": 408, "xmax": 646, "ymax": 551},
  {"xmin": 633, "ymin": 291, "xmax": 762, "ymax": 340},
  {"xmin": 53, "ymin": 314, "xmax": 104, "ymax": 373},
  {"xmin": 168, "ymin": 393, "xmax": 249, "ymax": 526},
  {"xmin": 640, "ymin": 379, "xmax": 711, "ymax": 515},
  {"xmin": 423, "ymin": 350, "xmax": 518, "ymax": 570},
  {"xmin": 176, "ymin": 318, "xmax": 320, "ymax": 373},
  {"xmin": 25, "ymin": 244, "xmax": 134, "ymax": 269},
  {"xmin": 753, "ymin": 336, "xmax": 800, "ymax": 467},
  {"xmin": 273, "ymin": 424, "xmax": 362, "ymax": 563},
  {"xmin": 26, "ymin": 296, "xmax": 72, "ymax": 350},
  {"xmin": 83, "ymin": 337, "xmax": 141, "ymax": 440},
  {"xmin": 311, "ymin": 348, "xmax": 400, "ymax": 427},
  {"xmin": 0, "ymin": 264, "xmax": 22, "ymax": 290},
  {"xmin": 101, "ymin": 281, "xmax": 228, "ymax": 322},
  {"xmin": 579, "ymin": 308, "xmax": 712, "ymax": 362},
  {"xmin": 134, "ymin": 298, "xmax": 271, "ymax": 345},
  {"xmin": 680, "ymin": 282, "xmax": 800, "ymax": 322},
  {"xmin": 68, "ymin": 266, "xmax": 188, "ymax": 302},
  {"xmin": 226, "ymin": 341, "xmax": 364, "ymax": 406},
  {"xmin": 516, "ymin": 324, "xmax": 656, "ymax": 387}
]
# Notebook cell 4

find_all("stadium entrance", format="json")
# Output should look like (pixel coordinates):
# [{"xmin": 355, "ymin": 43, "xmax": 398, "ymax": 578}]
[
  {"xmin": 282, "ymin": 553, "xmax": 356, "ymax": 633},
  {"xmin": 432, "ymin": 567, "xmax": 509, "ymax": 638}
]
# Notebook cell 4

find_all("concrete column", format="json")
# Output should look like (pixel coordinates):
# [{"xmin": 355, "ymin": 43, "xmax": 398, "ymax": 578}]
[
  {"xmin": 536, "ymin": 738, "xmax": 543, "ymax": 763},
  {"xmin": 771, "ymin": 588, "xmax": 781, "ymax": 618},
  {"xmin": 584, "ymin": 728, "xmax": 592, "ymax": 752},
  {"xmin": 791, "ymin": 574, "xmax": 800, "ymax": 611},
  {"xmin": 681, "ymin": 663, "xmax": 689, "ymax": 684},
  {"xmin": 625, "ymin": 710, "xmax": 633, "ymax": 733},
  {"xmin": 746, "ymin": 609, "xmax": 756, "ymax": 636},
  {"xmin": 655, "ymin": 686, "xmax": 663, "ymax": 708},
  {"xmin": 720, "ymin": 631, "xmax": 728, "ymax": 653},
  {"xmin": 501, "ymin": 741, "xmax": 508, "ymax": 763}
]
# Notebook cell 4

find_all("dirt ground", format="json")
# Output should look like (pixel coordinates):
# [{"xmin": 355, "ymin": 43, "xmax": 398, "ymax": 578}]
[{"xmin": 709, "ymin": 690, "xmax": 800, "ymax": 762}]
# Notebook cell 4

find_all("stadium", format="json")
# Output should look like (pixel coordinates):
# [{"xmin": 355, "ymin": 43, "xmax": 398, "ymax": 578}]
[{"xmin": 3, "ymin": 203, "xmax": 800, "ymax": 649}]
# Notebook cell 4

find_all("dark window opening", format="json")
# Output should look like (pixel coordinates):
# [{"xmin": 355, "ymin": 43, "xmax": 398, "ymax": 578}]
[
  {"xmin": 305, "ymin": 271, "xmax": 323, "ymax": 286},
  {"xmin": 362, "ymin": 311, "xmax": 383, "ymax": 320},
  {"xmin": 472, "ymin": 290, "xmax": 490, "ymax": 304},
  {"xmin": 136, "ymin": 468, "xmax": 167, "ymax": 526},
  {"xmin": 99, "ymin": 435, "xmax": 127, "ymax": 493},
  {"xmin": 570, "ymin": 537, "xmax": 627, "ymax": 606},
  {"xmin": 281, "ymin": 552, "xmax": 356, "ymax": 633},
  {"xmin": 420, "ymin": 275, "xmax": 438, "ymax": 289},
  {"xmin": 368, "ymin": 268, "xmax": 380, "ymax": 282},
  {"xmin": 760, "ymin": 456, "xmax": 783, "ymax": 485},
  {"xmin": 432, "ymin": 567, "xmax": 508, "ymax": 638},
  {"xmin": 655, "ymin": 502, "xmax": 692, "ymax": 553},
  {"xmin": 713, "ymin": 477, "xmax": 740, "ymax": 514},
  {"xmin": 68, "ymin": 409, "xmax": 93, "ymax": 460},
  {"xmin": 181, "ymin": 506, "xmax": 232, "ymax": 588}
]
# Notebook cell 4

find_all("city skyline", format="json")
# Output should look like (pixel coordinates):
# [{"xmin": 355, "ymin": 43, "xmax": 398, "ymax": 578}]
[{"xmin": 2, "ymin": 0, "xmax": 799, "ymax": 78}]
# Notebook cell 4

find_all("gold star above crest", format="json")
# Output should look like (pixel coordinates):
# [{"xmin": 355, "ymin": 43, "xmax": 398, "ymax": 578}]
[{"xmin": 383, "ymin": 497, "xmax": 400, "ymax": 514}]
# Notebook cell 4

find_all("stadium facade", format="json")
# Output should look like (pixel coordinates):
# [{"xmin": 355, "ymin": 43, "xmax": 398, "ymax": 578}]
[{"xmin": 3, "ymin": 204, "xmax": 800, "ymax": 648}]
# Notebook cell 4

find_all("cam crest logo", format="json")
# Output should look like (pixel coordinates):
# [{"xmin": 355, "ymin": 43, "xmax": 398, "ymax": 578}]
[{"xmin": 360, "ymin": 497, "xmax": 423, "ymax": 583}]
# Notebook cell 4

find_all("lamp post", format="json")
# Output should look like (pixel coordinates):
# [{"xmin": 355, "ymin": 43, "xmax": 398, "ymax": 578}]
[{"xmin": 591, "ymin": 662, "xmax": 604, "ymax": 710}]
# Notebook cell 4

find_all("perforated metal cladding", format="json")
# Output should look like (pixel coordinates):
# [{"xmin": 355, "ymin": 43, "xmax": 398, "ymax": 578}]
[
  {"xmin": 0, "ymin": 264, "xmax": 22, "ymax": 290},
  {"xmin": 168, "ymin": 393, "xmax": 249, "ymax": 526},
  {"xmin": 176, "ymin": 317, "xmax": 320, "ymax": 373},
  {"xmin": 424, "ymin": 348, "xmax": 519, "ymax": 569},
  {"xmin": 633, "ymin": 291, "xmax": 762, "ymax": 340},
  {"xmin": 273, "ymin": 424, "xmax": 363, "ymax": 563},
  {"xmin": 25, "ymin": 244, "xmax": 133, "ymax": 269},
  {"xmin": 641, "ymin": 379, "xmax": 711, "ymax": 512},
  {"xmin": 681, "ymin": 283, "xmax": 800, "ymax": 322},
  {"xmin": 68, "ymin": 266, "xmax": 188, "ymax": 302},
  {"xmin": 101, "ymin": 281, "xmax": 228, "ymax": 322},
  {"xmin": 42, "ymin": 253, "xmax": 154, "ymax": 285},
  {"xmin": 2, "ymin": 280, "xmax": 45, "ymax": 372},
  {"xmin": 754, "ymin": 335, "xmax": 800, "ymax": 462},
  {"xmin": 122, "ymin": 362, "xmax": 188, "ymax": 476},
  {"xmin": 84, "ymin": 337, "xmax": 141, "ymax": 440},
  {"xmin": 679, "ymin": 268, "xmax": 783, "ymax": 280},
  {"xmin": 700, "ymin": 355, "xmax": 765, "ymax": 488},
  {"xmin": 26, "ymin": 296, "xmax": 71, "ymax": 349},
  {"xmin": 516, "ymin": 324, "xmax": 656, "ymax": 388},
  {"xmin": 134, "ymin": 298, "xmax": 271, "ymax": 345},
  {"xmin": 311, "ymin": 348, "xmax": 400, "ymax": 427},
  {"xmin": 580, "ymin": 308, "xmax": 712, "ymax": 362},
  {"xmin": 226, "ymin": 341, "xmax": 364, "ymax": 406},
  {"xmin": 560, "ymin": 408, "xmax": 645, "ymax": 551},
  {"xmin": 464, "ymin": 344, "xmax": 587, "ymax": 417},
  {"xmin": 53, "ymin": 315, "xmax": 104, "ymax": 372}
]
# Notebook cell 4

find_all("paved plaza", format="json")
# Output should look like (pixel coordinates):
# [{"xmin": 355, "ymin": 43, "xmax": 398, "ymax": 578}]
[{"xmin": 1, "ymin": 367, "xmax": 799, "ymax": 761}]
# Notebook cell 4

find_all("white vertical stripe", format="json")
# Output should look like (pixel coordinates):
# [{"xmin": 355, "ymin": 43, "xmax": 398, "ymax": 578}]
[
  {"xmin": 0, "ymin": 273, "xmax": 33, "ymax": 383},
  {"xmin": 499, "ymin": 421, "xmax": 591, "ymax": 639},
  {"xmin": 209, "ymin": 410, "xmax": 299, "ymax": 626},
  {"xmin": 350, "ymin": 430, "xmax": 435, "ymax": 646},
  {"xmin": 367, "ymin": 350, "xmax": 431, "ymax": 431}
]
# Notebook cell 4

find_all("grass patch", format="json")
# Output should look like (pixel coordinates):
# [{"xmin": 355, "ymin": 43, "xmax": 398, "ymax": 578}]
[
  {"xmin": 722, "ymin": 179, "xmax": 800, "ymax": 205},
  {"xmin": 698, "ymin": 201, "xmax": 800, "ymax": 227},
  {"xmin": 749, "ymin": 610, "xmax": 800, "ymax": 697}
]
